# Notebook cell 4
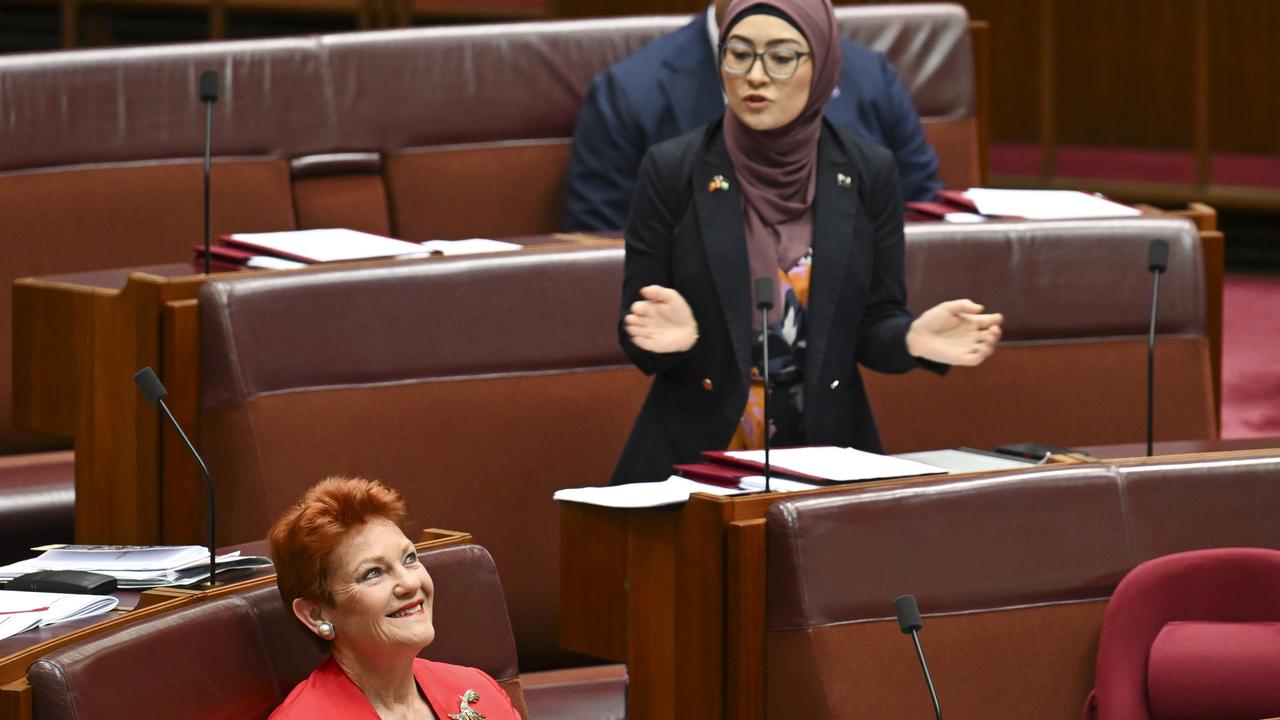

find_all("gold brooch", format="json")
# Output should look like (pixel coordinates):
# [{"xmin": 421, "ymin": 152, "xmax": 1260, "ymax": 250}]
[
  {"xmin": 836, "ymin": 173, "xmax": 852, "ymax": 188},
  {"xmin": 708, "ymin": 174, "xmax": 730, "ymax": 192},
  {"xmin": 448, "ymin": 689, "xmax": 486, "ymax": 720}
]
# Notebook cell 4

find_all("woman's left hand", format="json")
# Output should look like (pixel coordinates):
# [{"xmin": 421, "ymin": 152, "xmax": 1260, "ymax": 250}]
[{"xmin": 905, "ymin": 299, "xmax": 1003, "ymax": 367}]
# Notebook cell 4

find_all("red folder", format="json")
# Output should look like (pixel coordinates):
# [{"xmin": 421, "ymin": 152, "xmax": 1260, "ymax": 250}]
[
  {"xmin": 699, "ymin": 448, "xmax": 840, "ymax": 483},
  {"xmin": 672, "ymin": 462, "xmax": 750, "ymax": 487}
]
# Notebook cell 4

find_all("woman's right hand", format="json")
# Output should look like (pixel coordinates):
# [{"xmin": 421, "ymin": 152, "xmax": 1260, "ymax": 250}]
[{"xmin": 624, "ymin": 285, "xmax": 699, "ymax": 354}]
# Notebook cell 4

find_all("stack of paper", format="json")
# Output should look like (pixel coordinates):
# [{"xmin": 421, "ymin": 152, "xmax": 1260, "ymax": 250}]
[
  {"xmin": 0, "ymin": 545, "xmax": 272, "ymax": 588},
  {"xmin": 0, "ymin": 589, "xmax": 119, "ymax": 642},
  {"xmin": 709, "ymin": 446, "xmax": 946, "ymax": 483},
  {"xmin": 553, "ymin": 477, "xmax": 748, "ymax": 509}
]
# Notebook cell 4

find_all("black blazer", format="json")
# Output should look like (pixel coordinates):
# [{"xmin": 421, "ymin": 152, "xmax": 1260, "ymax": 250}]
[{"xmin": 611, "ymin": 118, "xmax": 941, "ymax": 485}]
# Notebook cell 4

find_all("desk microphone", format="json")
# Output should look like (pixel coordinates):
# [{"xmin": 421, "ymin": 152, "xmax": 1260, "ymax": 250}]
[
  {"xmin": 1145, "ymin": 239, "xmax": 1169, "ymax": 457},
  {"xmin": 754, "ymin": 275, "xmax": 775, "ymax": 493},
  {"xmin": 199, "ymin": 70, "xmax": 219, "ymax": 275},
  {"xmin": 894, "ymin": 594, "xmax": 943, "ymax": 720},
  {"xmin": 133, "ymin": 367, "xmax": 219, "ymax": 587}
]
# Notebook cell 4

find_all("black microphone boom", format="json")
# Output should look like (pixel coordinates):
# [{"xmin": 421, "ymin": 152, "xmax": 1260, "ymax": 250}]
[
  {"xmin": 893, "ymin": 594, "xmax": 943, "ymax": 720},
  {"xmin": 753, "ymin": 276, "xmax": 775, "ymax": 493},
  {"xmin": 133, "ymin": 367, "xmax": 219, "ymax": 588},
  {"xmin": 199, "ymin": 69, "xmax": 219, "ymax": 275},
  {"xmin": 1145, "ymin": 239, "xmax": 1169, "ymax": 457}
]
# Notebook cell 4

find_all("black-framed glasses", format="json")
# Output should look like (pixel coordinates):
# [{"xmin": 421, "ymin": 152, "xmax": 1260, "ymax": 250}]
[{"xmin": 720, "ymin": 39, "xmax": 811, "ymax": 80}]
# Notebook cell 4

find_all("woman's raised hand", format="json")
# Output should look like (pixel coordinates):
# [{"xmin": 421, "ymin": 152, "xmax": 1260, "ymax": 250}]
[
  {"xmin": 624, "ymin": 285, "xmax": 699, "ymax": 354},
  {"xmin": 905, "ymin": 299, "xmax": 1003, "ymax": 367}
]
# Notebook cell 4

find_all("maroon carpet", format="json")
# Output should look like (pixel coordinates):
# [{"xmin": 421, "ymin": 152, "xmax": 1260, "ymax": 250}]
[{"xmin": 1222, "ymin": 273, "xmax": 1280, "ymax": 438}]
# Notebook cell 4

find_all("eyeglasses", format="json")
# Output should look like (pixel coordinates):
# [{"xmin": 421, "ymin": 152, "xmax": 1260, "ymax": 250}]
[{"xmin": 720, "ymin": 40, "xmax": 811, "ymax": 80}]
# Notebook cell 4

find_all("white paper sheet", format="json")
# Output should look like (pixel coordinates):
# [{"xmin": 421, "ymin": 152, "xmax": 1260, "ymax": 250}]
[
  {"xmin": 721, "ymin": 446, "xmax": 945, "ymax": 483},
  {"xmin": 963, "ymin": 188, "xmax": 1142, "ymax": 220},
  {"xmin": 736, "ymin": 476, "xmax": 821, "ymax": 493},
  {"xmin": 224, "ymin": 228, "xmax": 432, "ymax": 263},
  {"xmin": 553, "ymin": 477, "xmax": 748, "ymax": 508},
  {"xmin": 419, "ymin": 238, "xmax": 523, "ymax": 256},
  {"xmin": 0, "ymin": 590, "xmax": 119, "ymax": 642}
]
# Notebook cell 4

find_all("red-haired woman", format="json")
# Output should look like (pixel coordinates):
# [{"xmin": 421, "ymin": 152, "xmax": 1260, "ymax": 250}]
[{"xmin": 268, "ymin": 476, "xmax": 520, "ymax": 719}]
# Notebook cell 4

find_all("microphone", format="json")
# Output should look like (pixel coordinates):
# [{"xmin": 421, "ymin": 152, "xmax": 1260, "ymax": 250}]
[
  {"xmin": 894, "ymin": 594, "xmax": 943, "ymax": 720},
  {"xmin": 199, "ymin": 70, "xmax": 219, "ymax": 275},
  {"xmin": 1145, "ymin": 239, "xmax": 1169, "ymax": 457},
  {"xmin": 133, "ymin": 367, "xmax": 220, "ymax": 588},
  {"xmin": 753, "ymin": 276, "xmax": 775, "ymax": 493}
]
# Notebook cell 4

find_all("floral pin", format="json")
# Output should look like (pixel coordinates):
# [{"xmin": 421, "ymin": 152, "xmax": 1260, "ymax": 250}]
[
  {"xmin": 448, "ymin": 689, "xmax": 486, "ymax": 720},
  {"xmin": 708, "ymin": 174, "xmax": 730, "ymax": 192},
  {"xmin": 836, "ymin": 173, "xmax": 852, "ymax": 188}
]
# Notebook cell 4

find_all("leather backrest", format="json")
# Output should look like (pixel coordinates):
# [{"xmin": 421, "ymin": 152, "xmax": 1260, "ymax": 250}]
[
  {"xmin": 762, "ymin": 453, "xmax": 1280, "ymax": 719},
  {"xmin": 27, "ymin": 543, "xmax": 525, "ymax": 720},
  {"xmin": 866, "ymin": 216, "xmax": 1216, "ymax": 452},
  {"xmin": 197, "ymin": 246, "xmax": 647, "ymax": 671},
  {"xmin": 0, "ymin": 4, "xmax": 977, "ymax": 453}
]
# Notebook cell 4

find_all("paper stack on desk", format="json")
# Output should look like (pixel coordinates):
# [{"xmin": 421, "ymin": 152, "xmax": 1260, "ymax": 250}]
[
  {"xmin": 0, "ymin": 545, "xmax": 272, "ymax": 589},
  {"xmin": 0, "ymin": 589, "xmax": 119, "ymax": 642}
]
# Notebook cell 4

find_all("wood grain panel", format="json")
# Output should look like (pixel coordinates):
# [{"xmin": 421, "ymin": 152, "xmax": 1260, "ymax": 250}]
[{"xmin": 1208, "ymin": 0, "xmax": 1280, "ymax": 154}]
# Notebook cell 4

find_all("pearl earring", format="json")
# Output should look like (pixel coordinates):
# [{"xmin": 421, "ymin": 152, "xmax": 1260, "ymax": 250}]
[{"xmin": 317, "ymin": 620, "xmax": 335, "ymax": 640}]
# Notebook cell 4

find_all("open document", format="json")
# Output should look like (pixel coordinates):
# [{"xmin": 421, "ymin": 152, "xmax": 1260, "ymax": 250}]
[
  {"xmin": 0, "ymin": 590, "xmax": 119, "ymax": 642},
  {"xmin": 553, "ymin": 477, "xmax": 749, "ymax": 509},
  {"xmin": 0, "ymin": 546, "xmax": 272, "ymax": 588},
  {"xmin": 709, "ymin": 446, "xmax": 945, "ymax": 483}
]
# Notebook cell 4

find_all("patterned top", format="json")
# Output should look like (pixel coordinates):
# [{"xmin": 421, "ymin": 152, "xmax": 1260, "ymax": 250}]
[{"xmin": 729, "ymin": 250, "xmax": 812, "ymax": 450}]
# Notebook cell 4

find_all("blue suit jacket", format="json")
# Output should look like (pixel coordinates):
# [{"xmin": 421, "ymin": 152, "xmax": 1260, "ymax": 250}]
[{"xmin": 563, "ymin": 15, "xmax": 941, "ymax": 233}]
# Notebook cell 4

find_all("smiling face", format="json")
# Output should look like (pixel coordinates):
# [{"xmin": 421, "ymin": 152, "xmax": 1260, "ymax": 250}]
[
  {"xmin": 721, "ymin": 13, "xmax": 813, "ymax": 132},
  {"xmin": 296, "ymin": 518, "xmax": 436, "ymax": 657}
]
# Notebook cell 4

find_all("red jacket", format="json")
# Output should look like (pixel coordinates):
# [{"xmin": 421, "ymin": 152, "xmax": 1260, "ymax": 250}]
[{"xmin": 271, "ymin": 655, "xmax": 519, "ymax": 719}]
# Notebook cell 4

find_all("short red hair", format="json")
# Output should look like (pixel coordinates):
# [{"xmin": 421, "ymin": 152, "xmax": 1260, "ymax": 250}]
[{"xmin": 269, "ymin": 476, "xmax": 408, "ymax": 611}]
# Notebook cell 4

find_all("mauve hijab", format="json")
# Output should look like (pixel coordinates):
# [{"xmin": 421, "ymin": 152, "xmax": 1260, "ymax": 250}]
[{"xmin": 719, "ymin": 0, "xmax": 841, "ymax": 291}]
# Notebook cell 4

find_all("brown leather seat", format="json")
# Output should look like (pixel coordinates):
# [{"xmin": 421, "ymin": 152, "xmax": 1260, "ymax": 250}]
[
  {"xmin": 27, "ymin": 542, "xmax": 529, "ymax": 720},
  {"xmin": 763, "ymin": 452, "xmax": 1280, "ymax": 719},
  {"xmin": 866, "ymin": 216, "xmax": 1217, "ymax": 452}
]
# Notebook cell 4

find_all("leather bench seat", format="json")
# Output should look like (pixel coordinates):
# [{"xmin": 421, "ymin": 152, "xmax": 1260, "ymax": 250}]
[
  {"xmin": 0, "ymin": 451, "xmax": 74, "ymax": 565},
  {"xmin": 27, "ymin": 542, "xmax": 530, "ymax": 719},
  {"xmin": 763, "ymin": 452, "xmax": 1280, "ymax": 719}
]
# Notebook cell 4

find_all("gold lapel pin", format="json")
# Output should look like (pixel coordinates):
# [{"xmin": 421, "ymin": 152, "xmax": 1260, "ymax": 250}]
[
  {"xmin": 449, "ymin": 689, "xmax": 485, "ymax": 720},
  {"xmin": 836, "ymin": 173, "xmax": 852, "ymax": 188},
  {"xmin": 708, "ymin": 174, "xmax": 730, "ymax": 192}
]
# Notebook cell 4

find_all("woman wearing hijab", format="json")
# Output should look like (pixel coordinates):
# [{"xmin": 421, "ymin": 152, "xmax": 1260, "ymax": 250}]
[{"xmin": 612, "ymin": 0, "xmax": 1003, "ymax": 485}]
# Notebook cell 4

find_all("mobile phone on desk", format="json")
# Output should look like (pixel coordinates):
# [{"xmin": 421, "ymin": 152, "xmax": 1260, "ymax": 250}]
[{"xmin": 995, "ymin": 442, "xmax": 1089, "ymax": 463}]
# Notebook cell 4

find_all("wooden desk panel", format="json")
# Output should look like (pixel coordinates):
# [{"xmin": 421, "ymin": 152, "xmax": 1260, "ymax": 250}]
[{"xmin": 561, "ymin": 448, "xmax": 1279, "ymax": 719}]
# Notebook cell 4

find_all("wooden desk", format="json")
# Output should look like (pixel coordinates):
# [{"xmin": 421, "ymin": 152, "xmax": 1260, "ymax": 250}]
[
  {"xmin": 0, "ymin": 529, "xmax": 468, "ymax": 720},
  {"xmin": 11, "ymin": 235, "xmax": 612, "ymax": 544},
  {"xmin": 560, "ymin": 447, "xmax": 1279, "ymax": 720}
]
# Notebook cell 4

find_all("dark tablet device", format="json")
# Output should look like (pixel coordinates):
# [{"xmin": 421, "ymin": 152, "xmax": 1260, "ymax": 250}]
[
  {"xmin": 995, "ymin": 442, "xmax": 1090, "ymax": 461},
  {"xmin": 4, "ymin": 570, "xmax": 118, "ymax": 595}
]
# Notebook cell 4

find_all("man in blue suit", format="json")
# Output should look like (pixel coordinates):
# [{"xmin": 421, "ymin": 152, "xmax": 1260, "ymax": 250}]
[{"xmin": 562, "ymin": 0, "xmax": 942, "ymax": 232}]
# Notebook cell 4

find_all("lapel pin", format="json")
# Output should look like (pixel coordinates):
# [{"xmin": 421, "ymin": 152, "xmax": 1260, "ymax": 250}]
[
  {"xmin": 708, "ymin": 174, "xmax": 730, "ymax": 192},
  {"xmin": 836, "ymin": 173, "xmax": 852, "ymax": 188},
  {"xmin": 449, "ymin": 689, "xmax": 485, "ymax": 720}
]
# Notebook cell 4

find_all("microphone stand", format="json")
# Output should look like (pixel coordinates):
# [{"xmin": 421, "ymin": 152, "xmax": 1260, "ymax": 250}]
[
  {"xmin": 134, "ymin": 368, "xmax": 218, "ymax": 588},
  {"xmin": 1146, "ymin": 270, "xmax": 1160, "ymax": 457},
  {"xmin": 1145, "ymin": 239, "xmax": 1168, "ymax": 458},
  {"xmin": 760, "ymin": 301, "xmax": 771, "ymax": 494},
  {"xmin": 200, "ymin": 70, "xmax": 218, "ymax": 275},
  {"xmin": 156, "ymin": 396, "xmax": 218, "ymax": 587}
]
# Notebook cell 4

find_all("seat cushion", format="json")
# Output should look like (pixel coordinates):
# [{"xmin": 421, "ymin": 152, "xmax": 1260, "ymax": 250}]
[
  {"xmin": 521, "ymin": 664, "xmax": 627, "ymax": 720},
  {"xmin": 1147, "ymin": 620, "xmax": 1280, "ymax": 720}
]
